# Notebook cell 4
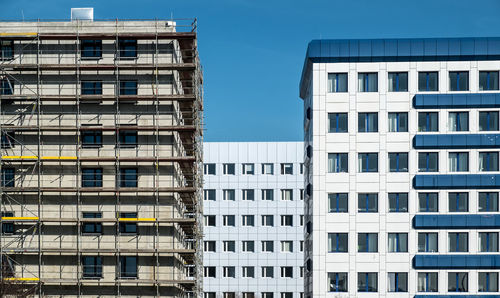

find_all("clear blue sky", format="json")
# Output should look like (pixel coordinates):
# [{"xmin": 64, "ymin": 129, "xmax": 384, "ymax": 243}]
[{"xmin": 2, "ymin": 0, "xmax": 500, "ymax": 141}]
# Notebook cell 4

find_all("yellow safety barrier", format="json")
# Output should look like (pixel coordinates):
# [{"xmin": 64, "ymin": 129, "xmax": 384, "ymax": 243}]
[
  {"xmin": 118, "ymin": 218, "xmax": 156, "ymax": 222},
  {"xmin": 0, "ymin": 32, "xmax": 37, "ymax": 37},
  {"xmin": 3, "ymin": 277, "xmax": 40, "ymax": 281},
  {"xmin": 1, "ymin": 217, "xmax": 39, "ymax": 221}
]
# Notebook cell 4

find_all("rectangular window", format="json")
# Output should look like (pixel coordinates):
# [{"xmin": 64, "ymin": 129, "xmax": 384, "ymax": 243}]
[
  {"xmin": 204, "ymin": 241, "xmax": 216, "ymax": 252},
  {"xmin": 358, "ymin": 272, "xmax": 378, "ymax": 292},
  {"xmin": 479, "ymin": 232, "xmax": 499, "ymax": 252},
  {"xmin": 262, "ymin": 266, "xmax": 274, "ymax": 278},
  {"xmin": 119, "ymin": 81, "xmax": 137, "ymax": 95},
  {"xmin": 479, "ymin": 71, "xmax": 499, "ymax": 91},
  {"xmin": 261, "ymin": 241, "xmax": 273, "ymax": 252},
  {"xmin": 223, "ymin": 163, "xmax": 235, "ymax": 175},
  {"xmin": 82, "ymin": 212, "xmax": 102, "ymax": 234},
  {"xmin": 204, "ymin": 215, "xmax": 215, "ymax": 227},
  {"xmin": 418, "ymin": 272, "xmax": 438, "ymax": 292},
  {"xmin": 242, "ymin": 189, "xmax": 255, "ymax": 201},
  {"xmin": 1, "ymin": 212, "xmax": 14, "ymax": 234},
  {"xmin": 328, "ymin": 272, "xmax": 348, "ymax": 292},
  {"xmin": 388, "ymin": 193, "xmax": 408, "ymax": 212},
  {"xmin": 242, "ymin": 163, "xmax": 255, "ymax": 175},
  {"xmin": 479, "ymin": 192, "xmax": 499, "ymax": 212},
  {"xmin": 449, "ymin": 71, "xmax": 469, "ymax": 91},
  {"xmin": 82, "ymin": 168, "xmax": 102, "ymax": 187},
  {"xmin": 242, "ymin": 241, "xmax": 255, "ymax": 252},
  {"xmin": 418, "ymin": 71, "xmax": 439, "ymax": 91},
  {"xmin": 0, "ymin": 78, "xmax": 13, "ymax": 95},
  {"xmin": 449, "ymin": 152, "xmax": 469, "ymax": 172},
  {"xmin": 448, "ymin": 112, "xmax": 469, "ymax": 131},
  {"xmin": 261, "ymin": 163, "xmax": 273, "ymax": 174},
  {"xmin": 262, "ymin": 189, "xmax": 274, "ymax": 201},
  {"xmin": 281, "ymin": 241, "xmax": 293, "ymax": 253},
  {"xmin": 81, "ymin": 81, "xmax": 102, "ymax": 95},
  {"xmin": 204, "ymin": 266, "xmax": 216, "ymax": 278},
  {"xmin": 81, "ymin": 40, "xmax": 102, "ymax": 58},
  {"xmin": 119, "ymin": 168, "xmax": 137, "ymax": 187},
  {"xmin": 328, "ymin": 233, "xmax": 348, "ymax": 253},
  {"xmin": 449, "ymin": 192, "xmax": 469, "ymax": 212},
  {"xmin": 418, "ymin": 232, "xmax": 438, "ymax": 252},
  {"xmin": 223, "ymin": 215, "xmax": 235, "ymax": 226},
  {"xmin": 328, "ymin": 73, "xmax": 348, "ymax": 92},
  {"xmin": 1, "ymin": 168, "xmax": 14, "ymax": 187},
  {"xmin": 119, "ymin": 212, "xmax": 137, "ymax": 234},
  {"xmin": 204, "ymin": 293, "xmax": 216, "ymax": 298},
  {"xmin": 281, "ymin": 189, "xmax": 293, "ymax": 201},
  {"xmin": 449, "ymin": 232, "xmax": 468, "ymax": 252},
  {"xmin": 242, "ymin": 215, "xmax": 254, "ymax": 226},
  {"xmin": 204, "ymin": 163, "xmax": 216, "ymax": 175},
  {"xmin": 223, "ymin": 241, "xmax": 235, "ymax": 252},
  {"xmin": 388, "ymin": 152, "xmax": 408, "ymax": 172},
  {"xmin": 328, "ymin": 193, "xmax": 348, "ymax": 213},
  {"xmin": 280, "ymin": 215, "xmax": 293, "ymax": 226},
  {"xmin": 300, "ymin": 163, "xmax": 304, "ymax": 174},
  {"xmin": 280, "ymin": 266, "xmax": 293, "ymax": 278},
  {"xmin": 479, "ymin": 152, "xmax": 499, "ymax": 171},
  {"xmin": 328, "ymin": 113, "xmax": 348, "ymax": 133},
  {"xmin": 418, "ymin": 192, "xmax": 439, "ymax": 212},
  {"xmin": 388, "ymin": 112, "xmax": 408, "ymax": 132},
  {"xmin": 242, "ymin": 266, "xmax": 254, "ymax": 278},
  {"xmin": 388, "ymin": 233, "xmax": 408, "ymax": 252},
  {"xmin": 358, "ymin": 193, "xmax": 378, "ymax": 212},
  {"xmin": 223, "ymin": 189, "xmax": 235, "ymax": 201},
  {"xmin": 418, "ymin": 152, "xmax": 439, "ymax": 172},
  {"xmin": 1, "ymin": 130, "xmax": 15, "ymax": 148},
  {"xmin": 358, "ymin": 73, "xmax": 378, "ymax": 92},
  {"xmin": 388, "ymin": 72, "xmax": 408, "ymax": 92},
  {"xmin": 242, "ymin": 293, "xmax": 254, "ymax": 298},
  {"xmin": 118, "ymin": 130, "xmax": 138, "ymax": 147},
  {"xmin": 120, "ymin": 256, "xmax": 138, "ymax": 278},
  {"xmin": 328, "ymin": 153, "xmax": 348, "ymax": 173},
  {"xmin": 82, "ymin": 256, "xmax": 103, "ymax": 278},
  {"xmin": 204, "ymin": 189, "xmax": 216, "ymax": 201},
  {"xmin": 388, "ymin": 272, "xmax": 408, "ymax": 292},
  {"xmin": 448, "ymin": 272, "xmax": 468, "ymax": 292},
  {"xmin": 81, "ymin": 130, "xmax": 102, "ymax": 147},
  {"xmin": 261, "ymin": 215, "xmax": 274, "ymax": 227},
  {"xmin": 358, "ymin": 153, "xmax": 378, "ymax": 172},
  {"xmin": 479, "ymin": 111, "xmax": 499, "ymax": 131},
  {"xmin": 223, "ymin": 266, "xmax": 235, "ymax": 278},
  {"xmin": 280, "ymin": 163, "xmax": 293, "ymax": 175},
  {"xmin": 0, "ymin": 40, "xmax": 14, "ymax": 60},
  {"xmin": 479, "ymin": 272, "xmax": 499, "ymax": 292},
  {"xmin": 358, "ymin": 113, "xmax": 378, "ymax": 132},
  {"xmin": 358, "ymin": 233, "xmax": 378, "ymax": 252},
  {"xmin": 280, "ymin": 293, "xmax": 292, "ymax": 298},
  {"xmin": 118, "ymin": 39, "xmax": 137, "ymax": 58},
  {"xmin": 418, "ymin": 112, "xmax": 439, "ymax": 132}
]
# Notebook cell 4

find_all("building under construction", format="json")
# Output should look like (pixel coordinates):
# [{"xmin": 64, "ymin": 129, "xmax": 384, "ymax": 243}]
[{"xmin": 0, "ymin": 15, "xmax": 203, "ymax": 297}]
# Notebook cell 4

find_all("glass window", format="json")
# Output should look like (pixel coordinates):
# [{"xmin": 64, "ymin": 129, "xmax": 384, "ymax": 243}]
[
  {"xmin": 448, "ymin": 112, "xmax": 469, "ymax": 131},
  {"xmin": 1, "ymin": 130, "xmax": 15, "ymax": 148},
  {"xmin": 449, "ymin": 152, "xmax": 469, "ymax": 172},
  {"xmin": 242, "ymin": 163, "xmax": 255, "ymax": 175},
  {"xmin": 82, "ymin": 168, "xmax": 102, "ymax": 187},
  {"xmin": 242, "ymin": 241, "xmax": 255, "ymax": 252},
  {"xmin": 0, "ymin": 78, "xmax": 13, "ymax": 95},
  {"xmin": 479, "ymin": 111, "xmax": 499, "ymax": 131},
  {"xmin": 204, "ymin": 189, "xmax": 216, "ymax": 201},
  {"xmin": 388, "ymin": 272, "xmax": 408, "ymax": 292},
  {"xmin": 119, "ymin": 212, "xmax": 137, "ymax": 234},
  {"xmin": 358, "ymin": 73, "xmax": 378, "ymax": 92},
  {"xmin": 358, "ymin": 272, "xmax": 378, "ymax": 292},
  {"xmin": 419, "ymin": 193, "xmax": 439, "ymax": 212},
  {"xmin": 479, "ymin": 71, "xmax": 499, "ymax": 91},
  {"xmin": 119, "ymin": 81, "xmax": 137, "ymax": 95},
  {"xmin": 328, "ymin": 272, "xmax": 348, "ymax": 292},
  {"xmin": 204, "ymin": 215, "xmax": 215, "ymax": 227},
  {"xmin": 358, "ymin": 193, "xmax": 378, "ymax": 212},
  {"xmin": 118, "ymin": 130, "xmax": 138, "ymax": 147},
  {"xmin": 119, "ymin": 256, "xmax": 137, "ymax": 278},
  {"xmin": 1, "ymin": 168, "xmax": 15, "ymax": 187},
  {"xmin": 449, "ymin": 71, "xmax": 469, "ymax": 91},
  {"xmin": 81, "ymin": 81, "xmax": 102, "ymax": 95},
  {"xmin": 204, "ymin": 266, "xmax": 216, "ymax": 278},
  {"xmin": 223, "ymin": 189, "xmax": 235, "ymax": 201},
  {"xmin": 388, "ymin": 112, "xmax": 408, "ymax": 132},
  {"xmin": 223, "ymin": 163, "xmax": 235, "ymax": 175},
  {"xmin": 328, "ymin": 153, "xmax": 348, "ymax": 173},
  {"xmin": 328, "ymin": 233, "xmax": 348, "ymax": 253},
  {"xmin": 358, "ymin": 153, "xmax": 378, "ymax": 172},
  {"xmin": 261, "ymin": 241, "xmax": 274, "ymax": 252},
  {"xmin": 358, "ymin": 233, "xmax": 378, "ymax": 252},
  {"xmin": 328, "ymin": 73, "xmax": 348, "ymax": 92},
  {"xmin": 388, "ymin": 72, "xmax": 408, "ymax": 92},
  {"xmin": 281, "ymin": 215, "xmax": 293, "ymax": 226},
  {"xmin": 449, "ymin": 232, "xmax": 468, "ymax": 252},
  {"xmin": 418, "ymin": 232, "xmax": 438, "ymax": 252},
  {"xmin": 1, "ymin": 211, "xmax": 14, "ymax": 234},
  {"xmin": 449, "ymin": 192, "xmax": 469, "ymax": 212},
  {"xmin": 223, "ymin": 215, "xmax": 235, "ymax": 226},
  {"xmin": 281, "ymin": 189, "xmax": 293, "ymax": 201},
  {"xmin": 328, "ymin": 193, "xmax": 348, "ymax": 213},
  {"xmin": 119, "ymin": 168, "xmax": 137, "ymax": 187},
  {"xmin": 81, "ymin": 129, "xmax": 102, "ymax": 147},
  {"xmin": 261, "ymin": 293, "xmax": 273, "ymax": 298},
  {"xmin": 418, "ymin": 71, "xmax": 439, "ymax": 91},
  {"xmin": 0, "ymin": 40, "xmax": 14, "ymax": 60},
  {"xmin": 388, "ymin": 153, "xmax": 408, "ymax": 172},
  {"xmin": 223, "ymin": 241, "xmax": 235, "ymax": 252},
  {"xmin": 479, "ymin": 152, "xmax": 499, "ymax": 171},
  {"xmin": 388, "ymin": 233, "xmax": 408, "ymax": 252},
  {"xmin": 328, "ymin": 113, "xmax": 348, "ymax": 133},
  {"xmin": 262, "ymin": 189, "xmax": 274, "ymax": 201},
  {"xmin": 241, "ymin": 215, "xmax": 254, "ymax": 226},
  {"xmin": 479, "ymin": 272, "xmax": 499, "ymax": 292},
  {"xmin": 262, "ymin": 163, "xmax": 273, "ymax": 174},
  {"xmin": 448, "ymin": 272, "xmax": 468, "ymax": 292},
  {"xmin": 242, "ymin": 189, "xmax": 254, "ymax": 201},
  {"xmin": 358, "ymin": 113, "xmax": 378, "ymax": 132},
  {"xmin": 418, "ymin": 112, "xmax": 439, "ymax": 132},
  {"xmin": 81, "ymin": 40, "xmax": 102, "ymax": 58},
  {"xmin": 82, "ymin": 212, "xmax": 102, "ymax": 234},
  {"xmin": 280, "ymin": 163, "xmax": 293, "ymax": 175},
  {"xmin": 418, "ymin": 152, "xmax": 439, "ymax": 172},
  {"xmin": 204, "ymin": 241, "xmax": 216, "ymax": 252},
  {"xmin": 388, "ymin": 193, "xmax": 408, "ymax": 212},
  {"xmin": 204, "ymin": 293, "xmax": 216, "ymax": 298},
  {"xmin": 281, "ymin": 241, "xmax": 293, "ymax": 253},
  {"xmin": 82, "ymin": 256, "xmax": 103, "ymax": 278},
  {"xmin": 280, "ymin": 267, "xmax": 293, "ymax": 278},
  {"xmin": 418, "ymin": 272, "xmax": 438, "ymax": 292},
  {"xmin": 479, "ymin": 192, "xmax": 499, "ymax": 212},
  {"xmin": 223, "ymin": 266, "xmax": 235, "ymax": 278},
  {"xmin": 479, "ymin": 232, "xmax": 499, "ymax": 252},
  {"xmin": 118, "ymin": 39, "xmax": 137, "ymax": 58},
  {"xmin": 280, "ymin": 293, "xmax": 292, "ymax": 298},
  {"xmin": 242, "ymin": 266, "xmax": 254, "ymax": 278},
  {"xmin": 261, "ymin": 215, "xmax": 274, "ymax": 227},
  {"xmin": 262, "ymin": 266, "xmax": 274, "ymax": 278}
]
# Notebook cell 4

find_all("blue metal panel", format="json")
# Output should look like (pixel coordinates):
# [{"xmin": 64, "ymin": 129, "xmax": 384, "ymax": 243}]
[
  {"xmin": 413, "ymin": 134, "xmax": 500, "ymax": 149},
  {"xmin": 413, "ymin": 215, "xmax": 500, "ymax": 229},
  {"xmin": 424, "ymin": 39, "xmax": 437, "ymax": 56},
  {"xmin": 413, "ymin": 93, "xmax": 500, "ymax": 109},
  {"xmin": 413, "ymin": 174, "xmax": 500, "ymax": 189},
  {"xmin": 413, "ymin": 255, "xmax": 500, "ymax": 269},
  {"xmin": 415, "ymin": 295, "xmax": 500, "ymax": 298}
]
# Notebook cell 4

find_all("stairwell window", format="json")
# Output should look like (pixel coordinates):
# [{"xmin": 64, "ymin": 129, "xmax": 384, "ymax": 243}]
[
  {"xmin": 328, "ymin": 113, "xmax": 348, "ymax": 133},
  {"xmin": 82, "ymin": 168, "xmax": 103, "ymax": 187},
  {"xmin": 388, "ymin": 72, "xmax": 408, "ymax": 92},
  {"xmin": 82, "ymin": 212, "xmax": 102, "ymax": 234},
  {"xmin": 358, "ymin": 73, "xmax": 378, "ymax": 92},
  {"xmin": 479, "ymin": 152, "xmax": 499, "ymax": 171},
  {"xmin": 118, "ymin": 39, "xmax": 137, "ymax": 58},
  {"xmin": 479, "ymin": 192, "xmax": 499, "ymax": 212},
  {"xmin": 82, "ymin": 256, "xmax": 103, "ymax": 279},
  {"xmin": 119, "ymin": 256, "xmax": 138, "ymax": 278},
  {"xmin": 449, "ymin": 71, "xmax": 469, "ymax": 91},
  {"xmin": 479, "ymin": 71, "xmax": 499, "ymax": 91},
  {"xmin": 81, "ymin": 40, "xmax": 102, "ymax": 58},
  {"xmin": 327, "ymin": 73, "xmax": 348, "ymax": 92},
  {"xmin": 0, "ymin": 40, "xmax": 14, "ymax": 60},
  {"xmin": 119, "ymin": 168, "xmax": 137, "ymax": 187},
  {"xmin": 479, "ymin": 111, "xmax": 499, "ymax": 131},
  {"xmin": 418, "ymin": 71, "xmax": 439, "ymax": 91}
]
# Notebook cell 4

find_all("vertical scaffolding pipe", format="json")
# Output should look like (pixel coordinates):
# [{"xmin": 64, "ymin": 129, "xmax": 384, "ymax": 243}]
[
  {"xmin": 36, "ymin": 22, "xmax": 42, "ymax": 297},
  {"xmin": 75, "ymin": 22, "xmax": 82, "ymax": 297},
  {"xmin": 154, "ymin": 19, "xmax": 161, "ymax": 297}
]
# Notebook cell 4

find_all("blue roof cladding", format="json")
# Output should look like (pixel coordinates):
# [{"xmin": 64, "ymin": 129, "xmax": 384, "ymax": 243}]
[
  {"xmin": 299, "ymin": 37, "xmax": 500, "ymax": 99},
  {"xmin": 413, "ymin": 255, "xmax": 500, "ymax": 269},
  {"xmin": 413, "ymin": 134, "xmax": 500, "ymax": 149},
  {"xmin": 414, "ymin": 93, "xmax": 500, "ymax": 109},
  {"xmin": 413, "ymin": 174, "xmax": 500, "ymax": 189},
  {"xmin": 413, "ymin": 215, "xmax": 500, "ymax": 229}
]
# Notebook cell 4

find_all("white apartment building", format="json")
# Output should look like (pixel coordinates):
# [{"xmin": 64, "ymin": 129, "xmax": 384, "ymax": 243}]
[
  {"xmin": 299, "ymin": 38, "xmax": 500, "ymax": 297},
  {"xmin": 203, "ymin": 142, "xmax": 304, "ymax": 298}
]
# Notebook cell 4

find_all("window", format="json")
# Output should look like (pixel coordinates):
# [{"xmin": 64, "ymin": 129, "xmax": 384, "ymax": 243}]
[
  {"xmin": 242, "ymin": 266, "xmax": 255, "ymax": 278},
  {"xmin": 204, "ymin": 293, "xmax": 216, "ymax": 298},
  {"xmin": 280, "ymin": 293, "xmax": 292, "ymax": 298},
  {"xmin": 223, "ymin": 266, "xmax": 235, "ymax": 278},
  {"xmin": 242, "ymin": 215, "xmax": 254, "ymax": 226},
  {"xmin": 81, "ymin": 81, "xmax": 102, "ymax": 94},
  {"xmin": 358, "ymin": 272, "xmax": 378, "ymax": 292},
  {"xmin": 223, "ymin": 163, "xmax": 235, "ymax": 175},
  {"xmin": 300, "ymin": 189, "xmax": 304, "ymax": 200},
  {"xmin": 358, "ymin": 193, "xmax": 378, "ymax": 212},
  {"xmin": 328, "ymin": 73, "xmax": 348, "ymax": 92},
  {"xmin": 1, "ymin": 168, "xmax": 14, "ymax": 187},
  {"xmin": 242, "ymin": 189, "xmax": 254, "ymax": 201},
  {"xmin": 449, "ymin": 192, "xmax": 469, "ymax": 212},
  {"xmin": 479, "ymin": 272, "xmax": 499, "ymax": 292},
  {"xmin": 281, "ymin": 189, "xmax": 293, "ymax": 201},
  {"xmin": 300, "ymin": 241, "xmax": 304, "ymax": 252},
  {"xmin": 358, "ymin": 153, "xmax": 378, "ymax": 172},
  {"xmin": 418, "ymin": 152, "xmax": 439, "ymax": 172},
  {"xmin": 118, "ymin": 39, "xmax": 137, "ymax": 58},
  {"xmin": 388, "ymin": 72, "xmax": 408, "ymax": 92},
  {"xmin": 449, "ymin": 232, "xmax": 468, "ymax": 252},
  {"xmin": 281, "ymin": 241, "xmax": 293, "ymax": 253},
  {"xmin": 328, "ymin": 153, "xmax": 348, "ymax": 173},
  {"xmin": 418, "ymin": 193, "xmax": 439, "ymax": 212},
  {"xmin": 388, "ymin": 112, "xmax": 408, "ymax": 132},
  {"xmin": 1, "ymin": 212, "xmax": 14, "ymax": 234},
  {"xmin": 262, "ymin": 189, "xmax": 274, "ymax": 201},
  {"xmin": 222, "ymin": 189, "xmax": 235, "ymax": 201},
  {"xmin": 204, "ymin": 189, "xmax": 216, "ymax": 201},
  {"xmin": 81, "ymin": 40, "xmax": 102, "ymax": 58},
  {"xmin": 1, "ymin": 131, "xmax": 15, "ymax": 148},
  {"xmin": 281, "ymin": 266, "xmax": 293, "ymax": 278},
  {"xmin": 119, "ymin": 81, "xmax": 137, "ymax": 95},
  {"xmin": 119, "ymin": 212, "xmax": 137, "ymax": 234},
  {"xmin": 449, "ymin": 71, "xmax": 469, "ymax": 91},
  {"xmin": 261, "ymin": 241, "xmax": 273, "ymax": 252},
  {"xmin": 449, "ymin": 152, "xmax": 469, "ymax": 172},
  {"xmin": 262, "ymin": 293, "xmax": 273, "ymax": 298},
  {"xmin": 300, "ymin": 215, "xmax": 304, "ymax": 226},
  {"xmin": 224, "ymin": 293, "xmax": 236, "ymax": 298},
  {"xmin": 223, "ymin": 241, "xmax": 235, "ymax": 252},
  {"xmin": 358, "ymin": 233, "xmax": 378, "ymax": 252},
  {"xmin": 0, "ymin": 40, "xmax": 14, "ymax": 60},
  {"xmin": 82, "ymin": 212, "xmax": 102, "ymax": 234},
  {"xmin": 358, "ymin": 73, "xmax": 378, "ymax": 92},
  {"xmin": 81, "ymin": 130, "xmax": 102, "ymax": 147},
  {"xmin": 261, "ymin": 163, "xmax": 273, "ymax": 174},
  {"xmin": 204, "ymin": 241, "xmax": 216, "ymax": 252},
  {"xmin": 328, "ymin": 193, "xmax": 348, "ymax": 213},
  {"xmin": 203, "ymin": 163, "xmax": 215, "ymax": 175},
  {"xmin": 300, "ymin": 163, "xmax": 304, "ymax": 174},
  {"xmin": 328, "ymin": 272, "xmax": 348, "ymax": 292},
  {"xmin": 479, "ymin": 111, "xmax": 499, "ymax": 131},
  {"xmin": 418, "ymin": 232, "xmax": 438, "ymax": 252},
  {"xmin": 479, "ymin": 152, "xmax": 499, "ymax": 171},
  {"xmin": 242, "ymin": 293, "xmax": 254, "ymax": 298},
  {"xmin": 262, "ymin": 266, "xmax": 274, "ymax": 278},
  {"xmin": 418, "ymin": 71, "xmax": 439, "ymax": 91},
  {"xmin": 388, "ymin": 153, "xmax": 408, "ymax": 172},
  {"xmin": 448, "ymin": 272, "xmax": 468, "ymax": 292},
  {"xmin": 204, "ymin": 266, "xmax": 216, "ymax": 278},
  {"xmin": 358, "ymin": 113, "xmax": 378, "ymax": 132},
  {"xmin": 82, "ymin": 256, "xmax": 102, "ymax": 278},
  {"xmin": 388, "ymin": 272, "xmax": 408, "ymax": 292},
  {"xmin": 204, "ymin": 215, "xmax": 215, "ymax": 227},
  {"xmin": 388, "ymin": 233, "xmax": 408, "ymax": 252},
  {"xmin": 118, "ymin": 130, "xmax": 138, "ymax": 147},
  {"xmin": 242, "ymin": 241, "xmax": 255, "ymax": 252},
  {"xmin": 0, "ymin": 78, "xmax": 13, "ymax": 95},
  {"xmin": 119, "ymin": 256, "xmax": 137, "ymax": 278},
  {"xmin": 328, "ymin": 233, "xmax": 348, "ymax": 253},
  {"xmin": 280, "ymin": 163, "xmax": 293, "ymax": 175},
  {"xmin": 281, "ymin": 215, "xmax": 293, "ymax": 226},
  {"xmin": 328, "ymin": 113, "xmax": 348, "ymax": 133},
  {"xmin": 479, "ymin": 71, "xmax": 499, "ymax": 91},
  {"xmin": 479, "ymin": 192, "xmax": 499, "ymax": 212},
  {"xmin": 418, "ymin": 112, "xmax": 439, "ymax": 132},
  {"xmin": 479, "ymin": 232, "xmax": 499, "ymax": 252},
  {"xmin": 242, "ymin": 163, "xmax": 254, "ymax": 175},
  {"xmin": 388, "ymin": 193, "xmax": 408, "ymax": 212},
  {"xmin": 119, "ymin": 168, "xmax": 137, "ymax": 187},
  {"xmin": 418, "ymin": 272, "xmax": 438, "ymax": 292},
  {"xmin": 448, "ymin": 111, "xmax": 469, "ymax": 131},
  {"xmin": 261, "ymin": 215, "xmax": 274, "ymax": 227},
  {"xmin": 82, "ymin": 168, "xmax": 102, "ymax": 187},
  {"xmin": 222, "ymin": 215, "xmax": 235, "ymax": 226}
]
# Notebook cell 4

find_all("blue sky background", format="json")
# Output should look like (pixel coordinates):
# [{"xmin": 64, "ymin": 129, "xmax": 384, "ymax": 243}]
[{"xmin": 1, "ymin": 0, "xmax": 500, "ymax": 141}]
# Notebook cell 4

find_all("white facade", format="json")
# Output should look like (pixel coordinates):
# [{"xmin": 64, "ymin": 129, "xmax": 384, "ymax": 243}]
[{"xmin": 203, "ymin": 142, "xmax": 304, "ymax": 298}]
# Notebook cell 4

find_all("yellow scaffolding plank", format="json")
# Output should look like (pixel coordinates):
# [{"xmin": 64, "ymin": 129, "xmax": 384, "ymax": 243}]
[
  {"xmin": 1, "ymin": 156, "xmax": 77, "ymax": 160},
  {"xmin": 1, "ymin": 216, "xmax": 39, "ymax": 221},
  {"xmin": 0, "ymin": 32, "xmax": 37, "ymax": 37},
  {"xmin": 3, "ymin": 277, "xmax": 40, "ymax": 281},
  {"xmin": 41, "ymin": 156, "xmax": 77, "ymax": 160},
  {"xmin": 2, "ymin": 156, "xmax": 37, "ymax": 159},
  {"xmin": 118, "ymin": 218, "xmax": 156, "ymax": 222}
]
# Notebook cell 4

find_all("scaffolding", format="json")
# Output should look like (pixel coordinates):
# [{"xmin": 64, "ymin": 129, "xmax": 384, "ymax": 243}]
[{"xmin": 0, "ymin": 19, "xmax": 203, "ymax": 297}]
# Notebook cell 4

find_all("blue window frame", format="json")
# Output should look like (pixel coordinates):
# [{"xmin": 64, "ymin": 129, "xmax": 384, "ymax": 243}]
[
  {"xmin": 448, "ymin": 272, "xmax": 468, "ymax": 292},
  {"xmin": 328, "ymin": 153, "xmax": 348, "ymax": 173},
  {"xmin": 82, "ymin": 168, "xmax": 102, "ymax": 187},
  {"xmin": 418, "ymin": 72, "xmax": 439, "ymax": 91},
  {"xmin": 119, "ymin": 256, "xmax": 137, "ymax": 278},
  {"xmin": 1, "ymin": 40, "xmax": 14, "ymax": 60},
  {"xmin": 328, "ymin": 193, "xmax": 348, "ymax": 213},
  {"xmin": 358, "ymin": 113, "xmax": 378, "ymax": 132},
  {"xmin": 388, "ymin": 233, "xmax": 408, "ymax": 252},
  {"xmin": 118, "ymin": 39, "xmax": 137, "ymax": 58},
  {"xmin": 418, "ymin": 193, "xmax": 439, "ymax": 212},
  {"xmin": 1, "ymin": 168, "xmax": 14, "ymax": 187},
  {"xmin": 119, "ymin": 81, "xmax": 137, "ymax": 95},
  {"xmin": 479, "ymin": 71, "xmax": 499, "ymax": 91},
  {"xmin": 479, "ymin": 232, "xmax": 499, "ymax": 253},
  {"xmin": 388, "ymin": 72, "xmax": 408, "ymax": 92},
  {"xmin": 118, "ymin": 130, "xmax": 137, "ymax": 147},
  {"xmin": 479, "ymin": 111, "xmax": 499, "ymax": 131},
  {"xmin": 358, "ymin": 233, "xmax": 378, "ymax": 252},
  {"xmin": 358, "ymin": 153, "xmax": 378, "ymax": 172},
  {"xmin": 119, "ymin": 168, "xmax": 138, "ymax": 188},
  {"xmin": 388, "ymin": 272, "xmax": 407, "ymax": 292},
  {"xmin": 119, "ymin": 212, "xmax": 137, "ymax": 234},
  {"xmin": 358, "ymin": 193, "xmax": 378, "ymax": 212},
  {"xmin": 82, "ymin": 256, "xmax": 103, "ymax": 278},
  {"xmin": 449, "ymin": 112, "xmax": 469, "ymax": 131},
  {"xmin": 479, "ymin": 152, "xmax": 499, "ymax": 172},
  {"xmin": 388, "ymin": 193, "xmax": 408, "ymax": 212},
  {"xmin": 449, "ymin": 192, "xmax": 468, "ymax": 212},
  {"xmin": 479, "ymin": 192, "xmax": 499, "ymax": 212},
  {"xmin": 388, "ymin": 112, "xmax": 408, "ymax": 132},
  {"xmin": 328, "ymin": 272, "xmax": 348, "ymax": 292},
  {"xmin": 81, "ymin": 81, "xmax": 102, "ymax": 95},
  {"xmin": 418, "ymin": 112, "xmax": 439, "ymax": 132},
  {"xmin": 448, "ymin": 232, "xmax": 468, "ymax": 252},
  {"xmin": 357, "ymin": 272, "xmax": 377, "ymax": 292},
  {"xmin": 81, "ymin": 40, "xmax": 102, "ymax": 58},
  {"xmin": 328, "ymin": 113, "xmax": 348, "ymax": 133},
  {"xmin": 479, "ymin": 272, "xmax": 499, "ymax": 292},
  {"xmin": 328, "ymin": 233, "xmax": 348, "ymax": 253},
  {"xmin": 418, "ymin": 152, "xmax": 438, "ymax": 172},
  {"xmin": 1, "ymin": 212, "xmax": 14, "ymax": 234},
  {"xmin": 418, "ymin": 232, "xmax": 438, "ymax": 252},
  {"xmin": 0, "ymin": 79, "xmax": 13, "ymax": 95},
  {"xmin": 388, "ymin": 153, "xmax": 408, "ymax": 172},
  {"xmin": 327, "ymin": 73, "xmax": 348, "ymax": 93},
  {"xmin": 81, "ymin": 130, "xmax": 102, "ymax": 147},
  {"xmin": 449, "ymin": 71, "xmax": 469, "ymax": 91},
  {"xmin": 358, "ymin": 73, "xmax": 378, "ymax": 92},
  {"xmin": 418, "ymin": 272, "xmax": 438, "ymax": 292},
  {"xmin": 448, "ymin": 152, "xmax": 469, "ymax": 172},
  {"xmin": 82, "ymin": 212, "xmax": 102, "ymax": 234}
]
